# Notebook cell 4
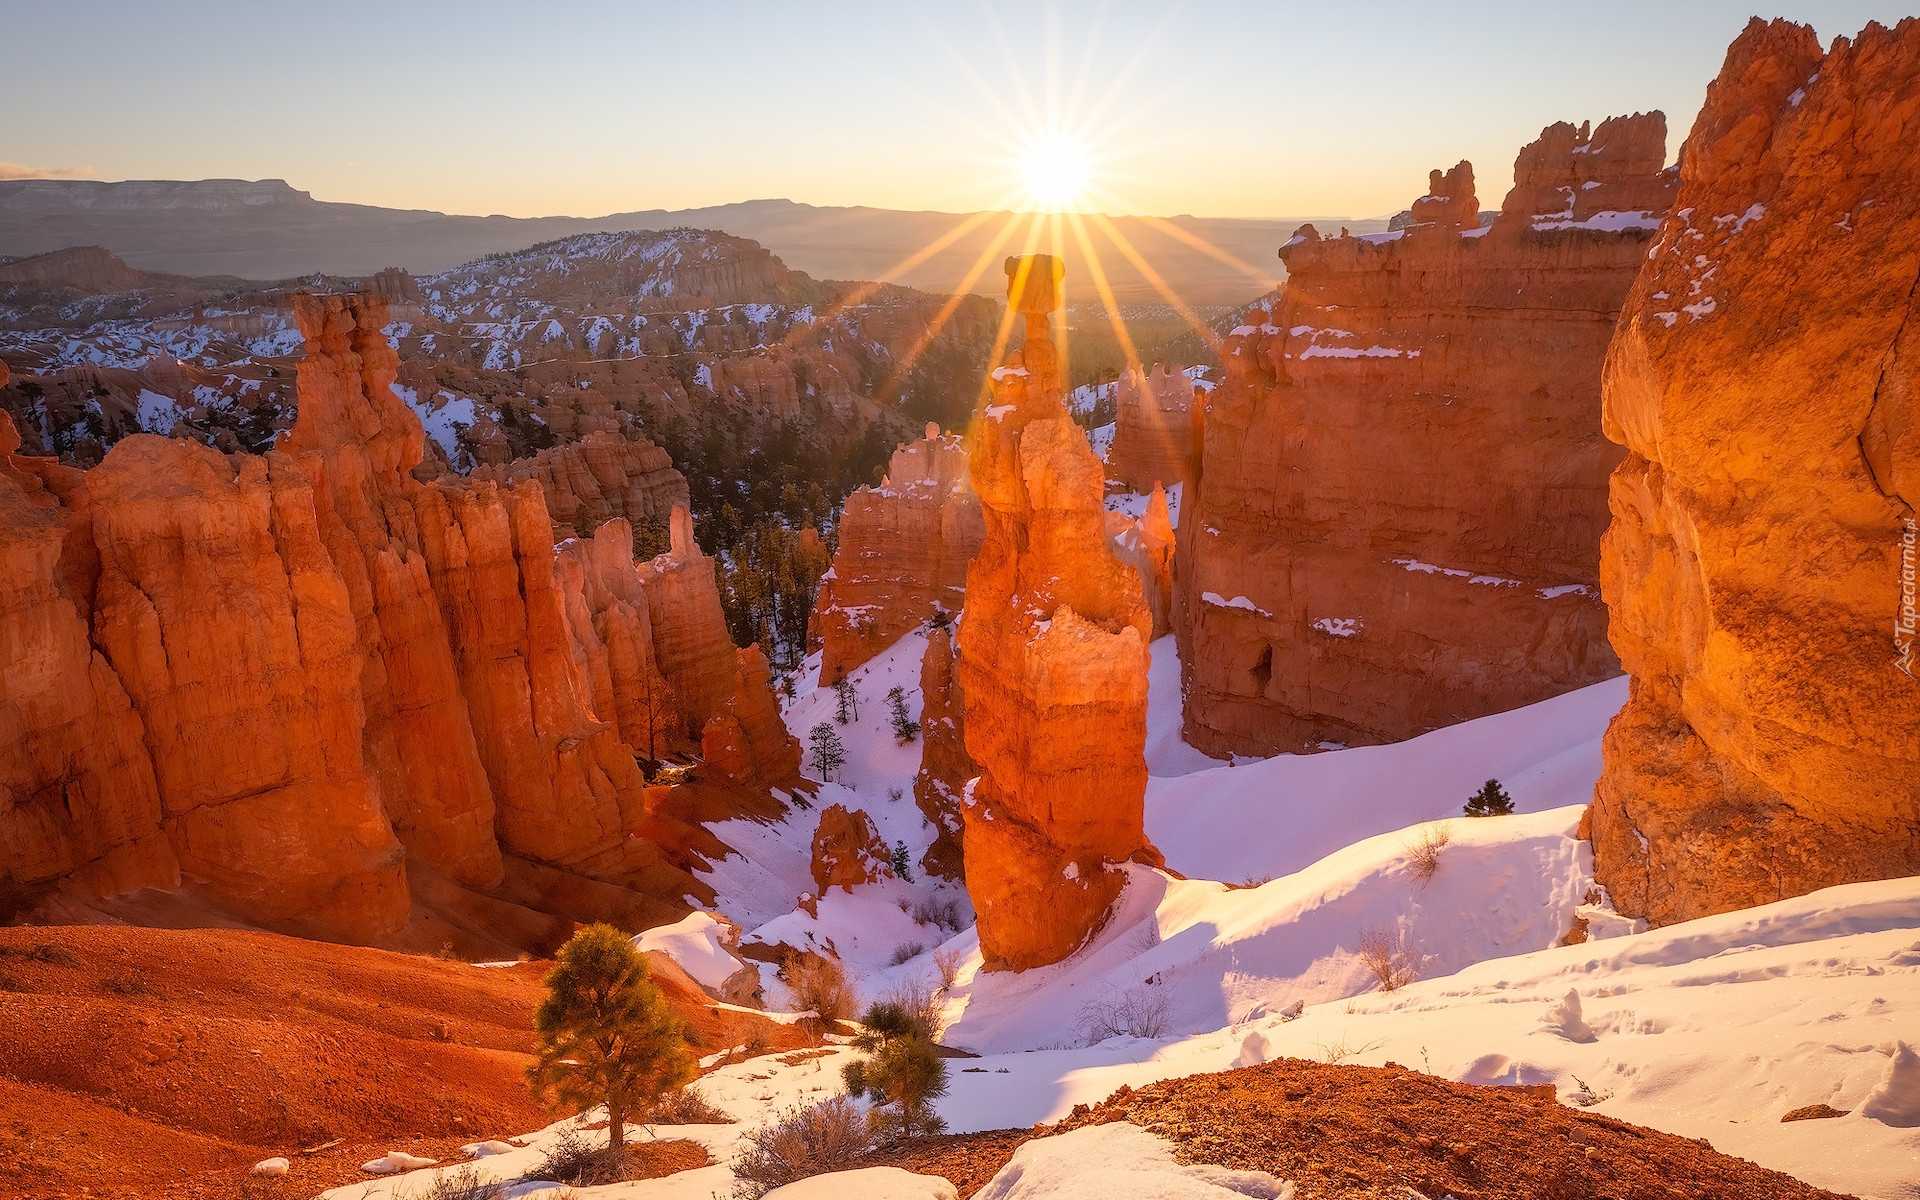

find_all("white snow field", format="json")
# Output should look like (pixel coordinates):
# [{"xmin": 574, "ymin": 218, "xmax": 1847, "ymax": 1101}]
[{"xmin": 337, "ymin": 626, "xmax": 1918, "ymax": 1199}]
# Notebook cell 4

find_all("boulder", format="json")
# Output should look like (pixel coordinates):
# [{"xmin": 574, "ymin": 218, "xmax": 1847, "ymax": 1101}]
[{"xmin": 809, "ymin": 803, "xmax": 892, "ymax": 893}]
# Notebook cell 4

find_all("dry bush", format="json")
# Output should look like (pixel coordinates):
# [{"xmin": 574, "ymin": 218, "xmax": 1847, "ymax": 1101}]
[
  {"xmin": 1357, "ymin": 924, "xmax": 1421, "ymax": 992},
  {"xmin": 1314, "ymin": 1033, "xmax": 1389, "ymax": 1065},
  {"xmin": 882, "ymin": 977, "xmax": 947, "ymax": 1043},
  {"xmin": 1074, "ymin": 985, "xmax": 1170, "ymax": 1045},
  {"xmin": 912, "ymin": 895, "xmax": 964, "ymax": 933},
  {"xmin": 530, "ymin": 1127, "xmax": 626, "ymax": 1187},
  {"xmin": 888, "ymin": 941, "xmax": 925, "ymax": 967},
  {"xmin": 932, "ymin": 946, "xmax": 964, "ymax": 991},
  {"xmin": 1401, "ymin": 821, "xmax": 1453, "ymax": 887},
  {"xmin": 781, "ymin": 953, "xmax": 854, "ymax": 1029},
  {"xmin": 729, "ymin": 1096, "xmax": 873, "ymax": 1198},
  {"xmin": 645, "ymin": 1086, "xmax": 733, "ymax": 1125},
  {"xmin": 402, "ymin": 1165, "xmax": 505, "ymax": 1200}
]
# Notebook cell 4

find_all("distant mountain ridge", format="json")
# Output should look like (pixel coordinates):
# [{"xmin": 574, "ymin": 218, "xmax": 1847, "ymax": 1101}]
[{"xmin": 0, "ymin": 178, "xmax": 1388, "ymax": 306}]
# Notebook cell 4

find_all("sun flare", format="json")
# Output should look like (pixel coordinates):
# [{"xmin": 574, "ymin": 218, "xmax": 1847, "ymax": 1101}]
[{"xmin": 1016, "ymin": 133, "xmax": 1093, "ymax": 212}]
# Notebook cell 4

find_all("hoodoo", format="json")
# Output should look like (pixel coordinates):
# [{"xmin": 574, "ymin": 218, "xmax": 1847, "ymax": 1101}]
[
  {"xmin": 956, "ymin": 254, "xmax": 1162, "ymax": 972},
  {"xmin": 0, "ymin": 291, "xmax": 800, "ymax": 948},
  {"xmin": 810, "ymin": 423, "xmax": 983, "ymax": 682},
  {"xmin": 1589, "ymin": 18, "xmax": 1920, "ymax": 925},
  {"xmin": 1175, "ymin": 113, "xmax": 1677, "ymax": 757}
]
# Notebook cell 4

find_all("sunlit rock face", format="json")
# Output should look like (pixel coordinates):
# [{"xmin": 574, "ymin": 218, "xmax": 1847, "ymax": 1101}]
[
  {"xmin": 1591, "ymin": 17, "xmax": 1920, "ymax": 926},
  {"xmin": 810, "ymin": 423, "xmax": 983, "ymax": 682},
  {"xmin": 1173, "ymin": 112, "xmax": 1676, "ymax": 758},
  {"xmin": 957, "ymin": 254, "xmax": 1162, "ymax": 973},
  {"xmin": 0, "ymin": 292, "xmax": 799, "ymax": 944},
  {"xmin": 1109, "ymin": 364, "xmax": 1198, "ymax": 493}
]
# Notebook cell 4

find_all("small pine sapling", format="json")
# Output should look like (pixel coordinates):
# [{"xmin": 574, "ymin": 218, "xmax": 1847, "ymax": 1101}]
[
  {"xmin": 889, "ymin": 840, "xmax": 913, "ymax": 882},
  {"xmin": 832, "ymin": 677, "xmax": 859, "ymax": 725},
  {"xmin": 807, "ymin": 722, "xmax": 846, "ymax": 782},
  {"xmin": 1463, "ymin": 778, "xmax": 1515, "ymax": 817},
  {"xmin": 526, "ymin": 924, "xmax": 694, "ymax": 1159},
  {"xmin": 840, "ymin": 1001, "xmax": 949, "ymax": 1142},
  {"xmin": 886, "ymin": 686, "xmax": 920, "ymax": 744}
]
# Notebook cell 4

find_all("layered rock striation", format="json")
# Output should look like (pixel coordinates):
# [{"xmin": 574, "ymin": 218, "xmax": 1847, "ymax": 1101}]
[
  {"xmin": 957, "ymin": 255, "xmax": 1161, "ymax": 972},
  {"xmin": 811, "ymin": 423, "xmax": 983, "ymax": 682},
  {"xmin": 1590, "ymin": 18, "xmax": 1920, "ymax": 925},
  {"xmin": 1175, "ymin": 113, "xmax": 1677, "ymax": 757},
  {"xmin": 0, "ymin": 292, "xmax": 799, "ymax": 946},
  {"xmin": 466, "ymin": 431, "xmax": 689, "ymax": 542}
]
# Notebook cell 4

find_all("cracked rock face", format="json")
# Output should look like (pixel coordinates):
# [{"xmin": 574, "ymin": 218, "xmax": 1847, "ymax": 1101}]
[
  {"xmin": 1174, "ymin": 112, "xmax": 1674, "ymax": 758},
  {"xmin": 1591, "ymin": 17, "xmax": 1920, "ymax": 925},
  {"xmin": 957, "ymin": 254, "xmax": 1162, "ymax": 973}
]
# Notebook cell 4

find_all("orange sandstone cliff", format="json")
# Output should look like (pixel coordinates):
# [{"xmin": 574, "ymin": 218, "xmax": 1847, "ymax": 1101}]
[
  {"xmin": 1174, "ymin": 114, "xmax": 1676, "ymax": 757},
  {"xmin": 810, "ymin": 423, "xmax": 983, "ymax": 682},
  {"xmin": 0, "ymin": 293, "xmax": 799, "ymax": 949},
  {"xmin": 1590, "ymin": 18, "xmax": 1920, "ymax": 925},
  {"xmin": 957, "ymin": 255, "xmax": 1161, "ymax": 972}
]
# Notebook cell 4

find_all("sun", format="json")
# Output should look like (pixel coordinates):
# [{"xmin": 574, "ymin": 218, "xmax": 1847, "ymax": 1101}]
[{"xmin": 1016, "ymin": 133, "xmax": 1093, "ymax": 212}]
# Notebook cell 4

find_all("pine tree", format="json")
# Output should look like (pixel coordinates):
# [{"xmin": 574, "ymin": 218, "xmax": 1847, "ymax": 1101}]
[
  {"xmin": 886, "ymin": 686, "xmax": 920, "ymax": 744},
  {"xmin": 1463, "ymin": 778, "xmax": 1515, "ymax": 817},
  {"xmin": 889, "ymin": 840, "xmax": 913, "ymax": 883},
  {"xmin": 526, "ymin": 924, "xmax": 694, "ymax": 1158},
  {"xmin": 808, "ymin": 721, "xmax": 846, "ymax": 782},
  {"xmin": 833, "ymin": 677, "xmax": 859, "ymax": 725},
  {"xmin": 841, "ymin": 1001, "xmax": 949, "ymax": 1141}
]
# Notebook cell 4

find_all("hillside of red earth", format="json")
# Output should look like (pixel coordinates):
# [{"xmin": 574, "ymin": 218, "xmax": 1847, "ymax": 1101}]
[
  {"xmin": 869, "ymin": 1059, "xmax": 1856, "ymax": 1200},
  {"xmin": 0, "ymin": 924, "xmax": 813, "ymax": 1200}
]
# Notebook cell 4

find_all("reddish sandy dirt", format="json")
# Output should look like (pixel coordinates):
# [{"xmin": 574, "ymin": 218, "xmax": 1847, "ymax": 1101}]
[
  {"xmin": 0, "ymin": 925, "xmax": 809, "ymax": 1199},
  {"xmin": 1035, "ymin": 1059, "xmax": 1854, "ymax": 1200},
  {"xmin": 872, "ymin": 1060, "xmax": 1858, "ymax": 1199}
]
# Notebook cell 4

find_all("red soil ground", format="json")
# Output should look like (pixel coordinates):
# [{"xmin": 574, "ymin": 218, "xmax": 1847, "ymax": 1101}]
[{"xmin": 0, "ymin": 925, "xmax": 809, "ymax": 1200}]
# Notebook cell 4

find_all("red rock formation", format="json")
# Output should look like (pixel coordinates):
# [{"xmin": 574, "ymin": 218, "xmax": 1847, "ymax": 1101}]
[
  {"xmin": 1175, "ymin": 113, "xmax": 1676, "ymax": 757},
  {"xmin": 809, "ymin": 803, "xmax": 892, "ymax": 893},
  {"xmin": 811, "ymin": 422, "xmax": 983, "ymax": 682},
  {"xmin": 1107, "ymin": 483, "xmax": 1177, "ymax": 638},
  {"xmin": 958, "ymin": 255, "xmax": 1161, "ymax": 973},
  {"xmin": 1410, "ymin": 162, "xmax": 1480, "ymax": 229},
  {"xmin": 1590, "ymin": 18, "xmax": 1920, "ymax": 925},
  {"xmin": 468, "ymin": 430, "xmax": 689, "ymax": 541},
  {"xmin": 911, "ymin": 622, "xmax": 971, "ymax": 882},
  {"xmin": 0, "ymin": 292, "xmax": 800, "ymax": 944},
  {"xmin": 1109, "ymin": 365, "xmax": 1198, "ymax": 492},
  {"xmin": 631, "ymin": 505, "xmax": 802, "ymax": 790}
]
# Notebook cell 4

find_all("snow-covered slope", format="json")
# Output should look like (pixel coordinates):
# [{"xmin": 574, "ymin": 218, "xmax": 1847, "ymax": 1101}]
[{"xmin": 1145, "ymin": 674, "xmax": 1626, "ymax": 882}]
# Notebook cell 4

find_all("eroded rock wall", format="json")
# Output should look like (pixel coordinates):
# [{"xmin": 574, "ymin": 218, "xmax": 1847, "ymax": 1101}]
[
  {"xmin": 811, "ymin": 423, "xmax": 983, "ymax": 682},
  {"xmin": 1109, "ymin": 365, "xmax": 1198, "ymax": 493},
  {"xmin": 1590, "ymin": 18, "xmax": 1920, "ymax": 924},
  {"xmin": 1175, "ymin": 114, "xmax": 1675, "ymax": 757},
  {"xmin": 0, "ymin": 292, "xmax": 798, "ymax": 944},
  {"xmin": 957, "ymin": 255, "xmax": 1161, "ymax": 973}
]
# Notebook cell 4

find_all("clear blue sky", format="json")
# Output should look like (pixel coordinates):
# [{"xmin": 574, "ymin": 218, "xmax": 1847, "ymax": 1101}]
[{"xmin": 0, "ymin": 1, "xmax": 1905, "ymax": 219}]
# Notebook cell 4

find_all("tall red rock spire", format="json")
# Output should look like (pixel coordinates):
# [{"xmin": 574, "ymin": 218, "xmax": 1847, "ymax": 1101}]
[{"xmin": 957, "ymin": 253, "xmax": 1162, "ymax": 973}]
